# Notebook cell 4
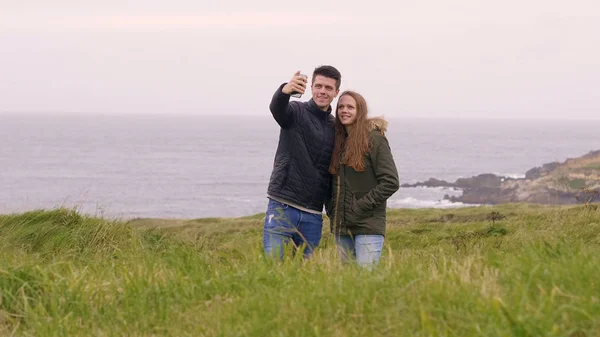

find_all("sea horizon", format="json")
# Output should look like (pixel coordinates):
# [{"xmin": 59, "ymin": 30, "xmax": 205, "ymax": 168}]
[{"xmin": 2, "ymin": 114, "xmax": 600, "ymax": 219}]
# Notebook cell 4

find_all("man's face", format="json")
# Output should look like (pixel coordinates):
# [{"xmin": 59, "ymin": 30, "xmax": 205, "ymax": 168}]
[{"xmin": 311, "ymin": 75, "xmax": 339, "ymax": 110}]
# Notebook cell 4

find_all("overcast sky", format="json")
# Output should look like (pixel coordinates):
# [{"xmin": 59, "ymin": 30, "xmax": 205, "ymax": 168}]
[{"xmin": 1, "ymin": 0, "xmax": 599, "ymax": 119}]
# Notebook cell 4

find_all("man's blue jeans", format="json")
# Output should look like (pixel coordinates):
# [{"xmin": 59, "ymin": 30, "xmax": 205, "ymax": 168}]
[
  {"xmin": 263, "ymin": 199, "xmax": 323, "ymax": 259},
  {"xmin": 336, "ymin": 235, "xmax": 384, "ymax": 268}
]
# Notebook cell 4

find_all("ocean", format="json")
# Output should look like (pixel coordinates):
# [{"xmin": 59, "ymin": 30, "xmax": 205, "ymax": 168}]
[{"xmin": 1, "ymin": 114, "xmax": 599, "ymax": 218}]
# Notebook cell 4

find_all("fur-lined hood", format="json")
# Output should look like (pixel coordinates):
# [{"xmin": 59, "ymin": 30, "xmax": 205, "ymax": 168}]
[{"xmin": 368, "ymin": 117, "xmax": 388, "ymax": 134}]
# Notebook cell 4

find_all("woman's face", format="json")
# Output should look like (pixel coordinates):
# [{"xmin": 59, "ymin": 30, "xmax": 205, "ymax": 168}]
[{"xmin": 337, "ymin": 95, "xmax": 357, "ymax": 125}]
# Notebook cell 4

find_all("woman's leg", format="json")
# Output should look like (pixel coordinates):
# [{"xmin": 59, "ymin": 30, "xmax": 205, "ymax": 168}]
[{"xmin": 354, "ymin": 235, "xmax": 384, "ymax": 269}]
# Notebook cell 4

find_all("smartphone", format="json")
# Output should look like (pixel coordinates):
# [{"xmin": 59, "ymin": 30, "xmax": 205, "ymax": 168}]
[{"xmin": 291, "ymin": 74, "xmax": 308, "ymax": 98}]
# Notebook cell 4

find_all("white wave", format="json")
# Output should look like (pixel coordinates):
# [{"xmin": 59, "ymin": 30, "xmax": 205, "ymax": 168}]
[
  {"xmin": 495, "ymin": 172, "xmax": 526, "ymax": 179},
  {"xmin": 388, "ymin": 197, "xmax": 474, "ymax": 209}
]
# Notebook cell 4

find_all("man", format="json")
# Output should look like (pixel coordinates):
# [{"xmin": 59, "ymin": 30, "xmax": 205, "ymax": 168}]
[{"xmin": 263, "ymin": 65, "xmax": 342, "ymax": 259}]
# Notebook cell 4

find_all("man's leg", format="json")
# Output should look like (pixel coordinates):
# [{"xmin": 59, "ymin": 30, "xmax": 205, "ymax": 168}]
[
  {"xmin": 354, "ymin": 235, "xmax": 384, "ymax": 269},
  {"xmin": 335, "ymin": 235, "xmax": 355, "ymax": 264},
  {"xmin": 292, "ymin": 211, "xmax": 323, "ymax": 258},
  {"xmin": 263, "ymin": 199, "xmax": 299, "ymax": 260}
]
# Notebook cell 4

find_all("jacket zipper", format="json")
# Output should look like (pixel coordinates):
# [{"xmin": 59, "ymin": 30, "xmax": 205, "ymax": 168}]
[{"xmin": 333, "ymin": 174, "xmax": 341, "ymax": 235}]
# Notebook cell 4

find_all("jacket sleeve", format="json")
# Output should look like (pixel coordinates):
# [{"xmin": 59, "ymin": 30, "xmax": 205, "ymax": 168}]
[
  {"xmin": 269, "ymin": 83, "xmax": 300, "ymax": 128},
  {"xmin": 356, "ymin": 133, "xmax": 400, "ymax": 212}
]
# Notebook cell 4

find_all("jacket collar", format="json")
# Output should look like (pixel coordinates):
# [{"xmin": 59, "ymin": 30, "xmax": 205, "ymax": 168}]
[{"xmin": 308, "ymin": 98, "xmax": 332, "ymax": 116}]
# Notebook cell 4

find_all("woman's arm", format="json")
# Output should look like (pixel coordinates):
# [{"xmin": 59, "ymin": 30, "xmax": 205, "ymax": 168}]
[{"xmin": 355, "ymin": 133, "xmax": 400, "ymax": 212}]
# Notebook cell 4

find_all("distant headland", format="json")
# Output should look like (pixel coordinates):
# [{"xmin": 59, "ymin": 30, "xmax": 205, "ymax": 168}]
[{"xmin": 402, "ymin": 150, "xmax": 600, "ymax": 205}]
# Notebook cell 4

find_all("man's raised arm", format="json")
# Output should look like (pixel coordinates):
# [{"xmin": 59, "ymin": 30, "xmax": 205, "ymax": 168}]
[{"xmin": 269, "ymin": 71, "xmax": 307, "ymax": 128}]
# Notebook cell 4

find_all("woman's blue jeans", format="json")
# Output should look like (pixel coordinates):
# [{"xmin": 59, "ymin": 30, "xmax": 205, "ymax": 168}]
[{"xmin": 336, "ymin": 234, "xmax": 384, "ymax": 268}]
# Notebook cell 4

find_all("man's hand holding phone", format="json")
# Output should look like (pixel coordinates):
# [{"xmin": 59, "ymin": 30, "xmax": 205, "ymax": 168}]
[{"xmin": 282, "ymin": 71, "xmax": 308, "ymax": 98}]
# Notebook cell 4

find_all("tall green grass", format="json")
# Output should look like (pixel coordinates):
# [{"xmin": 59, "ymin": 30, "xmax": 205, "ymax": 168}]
[{"xmin": 1, "ymin": 205, "xmax": 599, "ymax": 336}]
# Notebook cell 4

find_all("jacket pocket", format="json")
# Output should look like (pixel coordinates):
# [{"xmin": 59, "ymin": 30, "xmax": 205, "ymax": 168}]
[{"xmin": 350, "ymin": 192, "xmax": 372, "ymax": 220}]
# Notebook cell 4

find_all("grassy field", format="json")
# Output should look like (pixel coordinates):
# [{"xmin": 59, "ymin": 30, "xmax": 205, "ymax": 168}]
[{"xmin": 1, "ymin": 204, "xmax": 599, "ymax": 336}]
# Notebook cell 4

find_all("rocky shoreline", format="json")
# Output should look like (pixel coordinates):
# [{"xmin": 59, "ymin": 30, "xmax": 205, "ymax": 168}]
[{"xmin": 402, "ymin": 150, "xmax": 600, "ymax": 205}]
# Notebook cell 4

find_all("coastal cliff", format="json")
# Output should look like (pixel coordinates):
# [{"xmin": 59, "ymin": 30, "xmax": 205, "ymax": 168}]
[{"xmin": 402, "ymin": 150, "xmax": 600, "ymax": 205}]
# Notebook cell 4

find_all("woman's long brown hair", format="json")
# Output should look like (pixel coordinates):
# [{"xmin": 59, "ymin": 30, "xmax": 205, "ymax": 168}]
[{"xmin": 328, "ymin": 91, "xmax": 371, "ymax": 174}]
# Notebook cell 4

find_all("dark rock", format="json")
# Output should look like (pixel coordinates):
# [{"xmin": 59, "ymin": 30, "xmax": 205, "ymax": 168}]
[
  {"xmin": 401, "ymin": 174, "xmax": 512, "ymax": 189},
  {"xmin": 401, "ymin": 178, "xmax": 453, "ymax": 188},
  {"xmin": 454, "ymin": 173, "xmax": 507, "ymax": 189},
  {"xmin": 525, "ymin": 189, "xmax": 579, "ymax": 205},
  {"xmin": 525, "ymin": 162, "xmax": 560, "ymax": 180},
  {"xmin": 447, "ymin": 186, "xmax": 515, "ymax": 204},
  {"xmin": 572, "ymin": 188, "xmax": 599, "ymax": 204}
]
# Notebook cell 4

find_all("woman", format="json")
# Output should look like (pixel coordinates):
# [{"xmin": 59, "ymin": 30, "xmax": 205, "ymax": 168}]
[{"xmin": 328, "ymin": 91, "xmax": 399, "ymax": 268}]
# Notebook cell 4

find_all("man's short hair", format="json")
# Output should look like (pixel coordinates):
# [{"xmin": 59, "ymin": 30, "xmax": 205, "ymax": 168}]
[{"xmin": 312, "ymin": 65, "xmax": 342, "ymax": 90}]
